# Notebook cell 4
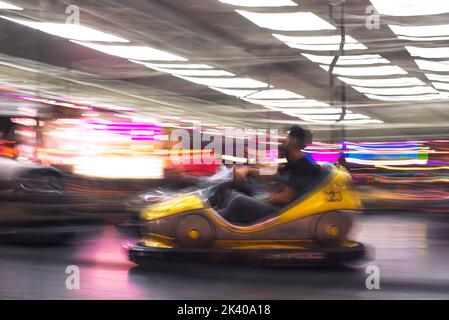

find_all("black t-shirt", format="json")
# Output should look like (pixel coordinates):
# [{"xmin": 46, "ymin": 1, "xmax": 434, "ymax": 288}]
[{"xmin": 278, "ymin": 156, "xmax": 321, "ymax": 193}]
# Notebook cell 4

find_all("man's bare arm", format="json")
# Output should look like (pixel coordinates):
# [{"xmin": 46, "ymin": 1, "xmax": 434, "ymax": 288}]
[
  {"xmin": 235, "ymin": 166, "xmax": 280, "ymax": 182},
  {"xmin": 265, "ymin": 186, "xmax": 297, "ymax": 205}
]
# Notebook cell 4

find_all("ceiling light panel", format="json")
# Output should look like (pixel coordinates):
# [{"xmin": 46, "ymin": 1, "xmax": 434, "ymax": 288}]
[
  {"xmin": 72, "ymin": 41, "xmax": 187, "ymax": 61},
  {"xmin": 244, "ymin": 89, "xmax": 304, "ymax": 100},
  {"xmin": 343, "ymin": 119, "xmax": 384, "ymax": 124},
  {"xmin": 406, "ymin": 46, "xmax": 449, "ymax": 58},
  {"xmin": 245, "ymin": 99, "xmax": 330, "ymax": 107},
  {"xmin": 1, "ymin": 16, "xmax": 128, "ymax": 42},
  {"xmin": 352, "ymin": 86, "xmax": 439, "ymax": 95},
  {"xmin": 338, "ymin": 76, "xmax": 425, "ymax": 87},
  {"xmin": 300, "ymin": 114, "xmax": 370, "ymax": 121},
  {"xmin": 390, "ymin": 24, "xmax": 449, "ymax": 37},
  {"xmin": 369, "ymin": 0, "xmax": 449, "ymax": 17},
  {"xmin": 130, "ymin": 61, "xmax": 213, "ymax": 69},
  {"xmin": 235, "ymin": 11, "xmax": 336, "ymax": 31},
  {"xmin": 301, "ymin": 118, "xmax": 383, "ymax": 125},
  {"xmin": 415, "ymin": 59, "xmax": 449, "ymax": 72},
  {"xmin": 218, "ymin": 0, "xmax": 297, "ymax": 7},
  {"xmin": 279, "ymin": 108, "xmax": 349, "ymax": 115},
  {"xmin": 0, "ymin": 1, "xmax": 22, "ymax": 10},
  {"xmin": 282, "ymin": 42, "xmax": 367, "ymax": 51},
  {"xmin": 209, "ymin": 87, "xmax": 260, "ymax": 97},
  {"xmin": 365, "ymin": 93, "xmax": 445, "ymax": 101},
  {"xmin": 397, "ymin": 35, "xmax": 449, "ymax": 41},
  {"xmin": 320, "ymin": 65, "xmax": 407, "ymax": 76},
  {"xmin": 273, "ymin": 34, "xmax": 360, "ymax": 45},
  {"xmin": 432, "ymin": 82, "xmax": 449, "ymax": 91},
  {"xmin": 274, "ymin": 34, "xmax": 367, "ymax": 51},
  {"xmin": 425, "ymin": 73, "xmax": 449, "ymax": 82},
  {"xmin": 175, "ymin": 76, "xmax": 270, "ymax": 88},
  {"xmin": 147, "ymin": 66, "xmax": 235, "ymax": 77},
  {"xmin": 302, "ymin": 53, "xmax": 389, "ymax": 65}
]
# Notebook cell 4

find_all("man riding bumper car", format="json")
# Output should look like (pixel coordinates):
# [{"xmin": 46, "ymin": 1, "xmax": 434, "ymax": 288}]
[
  {"xmin": 129, "ymin": 125, "xmax": 366, "ymax": 266},
  {"xmin": 222, "ymin": 125, "xmax": 320, "ymax": 225}
]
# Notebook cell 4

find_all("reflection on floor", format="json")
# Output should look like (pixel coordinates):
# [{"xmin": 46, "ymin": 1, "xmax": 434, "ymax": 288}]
[{"xmin": 0, "ymin": 214, "xmax": 448, "ymax": 299}]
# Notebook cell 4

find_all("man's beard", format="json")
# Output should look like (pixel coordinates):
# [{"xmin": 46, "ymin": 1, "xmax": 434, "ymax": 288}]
[{"xmin": 285, "ymin": 150, "xmax": 293, "ymax": 163}]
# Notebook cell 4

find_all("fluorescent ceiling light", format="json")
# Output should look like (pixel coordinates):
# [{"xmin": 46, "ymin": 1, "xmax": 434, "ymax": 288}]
[
  {"xmin": 147, "ymin": 65, "xmax": 234, "ymax": 77},
  {"xmin": 432, "ymin": 82, "xmax": 449, "ymax": 91},
  {"xmin": 131, "ymin": 61, "xmax": 213, "ymax": 69},
  {"xmin": 415, "ymin": 59, "xmax": 449, "ymax": 72},
  {"xmin": 247, "ymin": 99, "xmax": 329, "ymax": 107},
  {"xmin": 439, "ymin": 91, "xmax": 449, "ymax": 98},
  {"xmin": 176, "ymin": 75, "xmax": 269, "ymax": 88},
  {"xmin": 209, "ymin": 87, "xmax": 260, "ymax": 97},
  {"xmin": 320, "ymin": 65, "xmax": 407, "ymax": 76},
  {"xmin": 406, "ymin": 46, "xmax": 449, "ymax": 58},
  {"xmin": 72, "ymin": 41, "xmax": 187, "ymax": 61},
  {"xmin": 1, "ymin": 16, "xmax": 128, "ymax": 42},
  {"xmin": 236, "ymin": 11, "xmax": 336, "ymax": 31},
  {"xmin": 299, "ymin": 118, "xmax": 382, "ymax": 125},
  {"xmin": 397, "ymin": 35, "xmax": 449, "ymax": 41},
  {"xmin": 274, "ymin": 34, "xmax": 367, "ymax": 51},
  {"xmin": 302, "ymin": 53, "xmax": 389, "ymax": 65},
  {"xmin": 279, "ymin": 108, "xmax": 349, "ymax": 115},
  {"xmin": 338, "ymin": 76, "xmax": 425, "ymax": 87},
  {"xmin": 0, "ymin": 1, "xmax": 22, "ymax": 10},
  {"xmin": 245, "ymin": 89, "xmax": 304, "ymax": 100},
  {"xmin": 273, "ymin": 34, "xmax": 361, "ymax": 45},
  {"xmin": 218, "ymin": 0, "xmax": 297, "ymax": 7},
  {"xmin": 351, "ymin": 85, "xmax": 439, "ymax": 95},
  {"xmin": 365, "ymin": 93, "xmax": 445, "ymax": 101},
  {"xmin": 425, "ymin": 73, "xmax": 449, "ymax": 82},
  {"xmin": 282, "ymin": 41, "xmax": 366, "ymax": 51},
  {"xmin": 300, "ymin": 114, "xmax": 370, "ymax": 121},
  {"xmin": 369, "ymin": 0, "xmax": 449, "ymax": 17},
  {"xmin": 342, "ymin": 119, "xmax": 383, "ymax": 124},
  {"xmin": 390, "ymin": 24, "xmax": 449, "ymax": 37}
]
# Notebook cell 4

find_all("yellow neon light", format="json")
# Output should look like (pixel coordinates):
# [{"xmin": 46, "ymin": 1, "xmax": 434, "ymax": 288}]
[{"xmin": 376, "ymin": 165, "xmax": 449, "ymax": 171}]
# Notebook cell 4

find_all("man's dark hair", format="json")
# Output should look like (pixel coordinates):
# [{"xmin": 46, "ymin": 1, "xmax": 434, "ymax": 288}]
[{"xmin": 288, "ymin": 125, "xmax": 312, "ymax": 148}]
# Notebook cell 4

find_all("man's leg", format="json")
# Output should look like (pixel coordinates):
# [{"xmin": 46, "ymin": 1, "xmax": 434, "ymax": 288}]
[{"xmin": 222, "ymin": 194, "xmax": 278, "ymax": 225}]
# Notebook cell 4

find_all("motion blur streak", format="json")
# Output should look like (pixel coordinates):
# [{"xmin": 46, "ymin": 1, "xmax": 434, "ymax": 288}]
[
  {"xmin": 0, "ymin": 0, "xmax": 449, "ymax": 301},
  {"xmin": 0, "ymin": 215, "xmax": 448, "ymax": 299}
]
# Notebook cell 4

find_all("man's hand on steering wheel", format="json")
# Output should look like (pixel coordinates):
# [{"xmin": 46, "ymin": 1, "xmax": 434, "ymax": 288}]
[
  {"xmin": 232, "ymin": 166, "xmax": 253, "ymax": 196},
  {"xmin": 234, "ymin": 166, "xmax": 250, "ymax": 182}
]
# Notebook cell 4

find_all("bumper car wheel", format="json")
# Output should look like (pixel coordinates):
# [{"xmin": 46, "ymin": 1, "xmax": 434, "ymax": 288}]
[
  {"xmin": 314, "ymin": 211, "xmax": 353, "ymax": 247},
  {"xmin": 175, "ymin": 214, "xmax": 215, "ymax": 248}
]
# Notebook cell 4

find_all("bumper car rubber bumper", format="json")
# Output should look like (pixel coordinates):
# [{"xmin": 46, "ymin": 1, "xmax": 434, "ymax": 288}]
[{"xmin": 129, "ymin": 241, "xmax": 367, "ymax": 267}]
